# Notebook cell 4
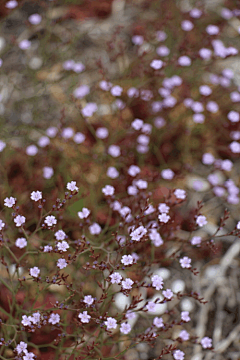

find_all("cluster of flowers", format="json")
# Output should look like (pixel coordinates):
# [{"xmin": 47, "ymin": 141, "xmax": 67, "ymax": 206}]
[{"xmin": 2, "ymin": 174, "xmax": 239, "ymax": 359}]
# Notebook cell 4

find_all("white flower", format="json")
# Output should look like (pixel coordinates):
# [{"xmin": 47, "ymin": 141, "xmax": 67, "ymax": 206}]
[
  {"xmin": 181, "ymin": 311, "xmax": 190, "ymax": 322},
  {"xmin": 179, "ymin": 256, "xmax": 191, "ymax": 268},
  {"xmin": 30, "ymin": 191, "xmax": 42, "ymax": 201},
  {"xmin": 120, "ymin": 322, "xmax": 131, "ymax": 334},
  {"xmin": 158, "ymin": 203, "xmax": 170, "ymax": 213},
  {"xmin": 149, "ymin": 229, "xmax": 164, "ymax": 247},
  {"xmin": 108, "ymin": 145, "xmax": 121, "ymax": 157},
  {"xmin": 44, "ymin": 215, "xmax": 57, "ymax": 227},
  {"xmin": 5, "ymin": 1, "xmax": 18, "ymax": 9},
  {"xmin": 14, "ymin": 215, "xmax": 26, "ymax": 227},
  {"xmin": 28, "ymin": 13, "xmax": 42, "ymax": 25},
  {"xmin": 102, "ymin": 185, "xmax": 115, "ymax": 196},
  {"xmin": 15, "ymin": 238, "xmax": 27, "ymax": 249},
  {"xmin": 158, "ymin": 213, "xmax": 170, "ymax": 223},
  {"xmin": 4, "ymin": 197, "xmax": 16, "ymax": 208},
  {"xmin": 83, "ymin": 295, "xmax": 94, "ymax": 306},
  {"xmin": 23, "ymin": 352, "xmax": 35, "ymax": 360},
  {"xmin": 55, "ymin": 230, "xmax": 66, "ymax": 241},
  {"xmin": 144, "ymin": 204, "xmax": 155, "ymax": 215},
  {"xmin": 48, "ymin": 313, "xmax": 60, "ymax": 325},
  {"xmin": 162, "ymin": 289, "xmax": 173, "ymax": 299},
  {"xmin": 30, "ymin": 312, "xmax": 41, "ymax": 324},
  {"xmin": 153, "ymin": 317, "xmax": 164, "ymax": 328},
  {"xmin": 150, "ymin": 59, "xmax": 163, "ymax": 70},
  {"xmin": 179, "ymin": 330, "xmax": 189, "ymax": 341},
  {"xmin": 43, "ymin": 166, "xmax": 54, "ymax": 179},
  {"xmin": 78, "ymin": 311, "xmax": 91, "ymax": 323},
  {"xmin": 78, "ymin": 208, "xmax": 90, "ymax": 219},
  {"xmin": 66, "ymin": 181, "xmax": 78, "ymax": 192},
  {"xmin": 151, "ymin": 274, "xmax": 164, "ymax": 290},
  {"xmin": 110, "ymin": 272, "xmax": 122, "ymax": 284},
  {"xmin": 89, "ymin": 223, "xmax": 101, "ymax": 235},
  {"xmin": 15, "ymin": 341, "xmax": 28, "ymax": 354},
  {"xmin": 121, "ymin": 255, "xmax": 133, "ymax": 266},
  {"xmin": 146, "ymin": 301, "xmax": 156, "ymax": 312},
  {"xmin": 0, "ymin": 219, "xmax": 5, "ymax": 231},
  {"xmin": 201, "ymin": 337, "xmax": 212, "ymax": 349},
  {"xmin": 173, "ymin": 350, "xmax": 185, "ymax": 360},
  {"xmin": 196, "ymin": 215, "xmax": 207, "ymax": 227},
  {"xmin": 122, "ymin": 278, "xmax": 134, "ymax": 290},
  {"xmin": 135, "ymin": 179, "xmax": 148, "ymax": 189},
  {"xmin": 44, "ymin": 245, "xmax": 53, "ymax": 252},
  {"xmin": 104, "ymin": 317, "xmax": 117, "ymax": 330},
  {"xmin": 30, "ymin": 267, "xmax": 40, "ymax": 278},
  {"xmin": 131, "ymin": 118, "xmax": 143, "ymax": 130},
  {"xmin": 0, "ymin": 141, "xmax": 6, "ymax": 152},
  {"xmin": 107, "ymin": 167, "xmax": 119, "ymax": 179},
  {"xmin": 126, "ymin": 311, "xmax": 136, "ymax": 320},
  {"xmin": 191, "ymin": 236, "xmax": 201, "ymax": 245},
  {"xmin": 21, "ymin": 315, "xmax": 32, "ymax": 326},
  {"xmin": 19, "ymin": 40, "xmax": 31, "ymax": 50},
  {"xmin": 57, "ymin": 258, "xmax": 68, "ymax": 269},
  {"xmin": 174, "ymin": 189, "xmax": 186, "ymax": 200},
  {"xmin": 128, "ymin": 165, "xmax": 140, "ymax": 176},
  {"xmin": 130, "ymin": 225, "xmax": 147, "ymax": 241},
  {"xmin": 57, "ymin": 241, "xmax": 69, "ymax": 252}
]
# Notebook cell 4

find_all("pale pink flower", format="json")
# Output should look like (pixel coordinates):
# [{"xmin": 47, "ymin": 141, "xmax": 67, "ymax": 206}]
[
  {"xmin": 120, "ymin": 322, "xmax": 131, "ymax": 334},
  {"xmin": 196, "ymin": 215, "xmax": 207, "ymax": 227},
  {"xmin": 201, "ymin": 337, "xmax": 212, "ymax": 349},
  {"xmin": 14, "ymin": 215, "xmax": 26, "ymax": 227},
  {"xmin": 30, "ymin": 267, "xmax": 40, "ymax": 278},
  {"xmin": 110, "ymin": 272, "xmax": 122, "ymax": 284},
  {"xmin": 179, "ymin": 256, "xmax": 191, "ymax": 268},
  {"xmin": 104, "ymin": 317, "xmax": 117, "ymax": 330},
  {"xmin": 48, "ymin": 313, "xmax": 60, "ymax": 325},
  {"xmin": 30, "ymin": 191, "xmax": 42, "ymax": 201},
  {"xmin": 4, "ymin": 197, "xmax": 16, "ymax": 208},
  {"xmin": 181, "ymin": 311, "xmax": 190, "ymax": 322},
  {"xmin": 173, "ymin": 350, "xmax": 185, "ymax": 360},
  {"xmin": 78, "ymin": 311, "xmax": 91, "ymax": 323}
]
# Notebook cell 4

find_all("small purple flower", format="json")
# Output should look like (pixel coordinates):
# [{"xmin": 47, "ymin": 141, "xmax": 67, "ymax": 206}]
[
  {"xmin": 63, "ymin": 60, "xmax": 75, "ymax": 70},
  {"xmin": 120, "ymin": 322, "xmax": 131, "ymax": 334},
  {"xmin": 73, "ymin": 85, "xmax": 90, "ymax": 99},
  {"xmin": 19, "ymin": 40, "xmax": 31, "ymax": 50},
  {"xmin": 150, "ymin": 59, "xmax": 163, "ymax": 70},
  {"xmin": 81, "ymin": 103, "xmax": 97, "ymax": 117},
  {"xmin": 110, "ymin": 85, "xmax": 123, "ymax": 97},
  {"xmin": 74, "ymin": 132, "xmax": 85, "ymax": 144},
  {"xmin": 156, "ymin": 45, "xmax": 170, "ymax": 57},
  {"xmin": 179, "ymin": 256, "xmax": 191, "ymax": 268},
  {"xmin": 73, "ymin": 62, "xmax": 85, "ymax": 73},
  {"xmin": 108, "ymin": 145, "xmax": 120, "ymax": 157},
  {"xmin": 199, "ymin": 48, "xmax": 212, "ymax": 60},
  {"xmin": 132, "ymin": 35, "xmax": 144, "ymax": 45},
  {"xmin": 181, "ymin": 20, "xmax": 194, "ymax": 31},
  {"xmin": 178, "ymin": 56, "xmax": 191, "ymax": 66},
  {"xmin": 96, "ymin": 127, "xmax": 109, "ymax": 139},
  {"xmin": 26, "ymin": 145, "xmax": 38, "ymax": 156},
  {"xmin": 201, "ymin": 337, "xmax": 212, "ymax": 349},
  {"xmin": 189, "ymin": 8, "xmax": 202, "ymax": 18},
  {"xmin": 161, "ymin": 169, "xmax": 174, "ymax": 180},
  {"xmin": 206, "ymin": 25, "xmax": 219, "ymax": 35},
  {"xmin": 196, "ymin": 215, "xmax": 207, "ymax": 227},
  {"xmin": 173, "ymin": 350, "xmax": 185, "ymax": 360},
  {"xmin": 28, "ymin": 14, "xmax": 42, "ymax": 25},
  {"xmin": 89, "ymin": 223, "xmax": 101, "ymax": 235}
]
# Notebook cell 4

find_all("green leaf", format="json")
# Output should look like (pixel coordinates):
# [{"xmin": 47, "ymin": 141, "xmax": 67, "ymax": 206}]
[{"xmin": 67, "ymin": 198, "xmax": 84, "ymax": 217}]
